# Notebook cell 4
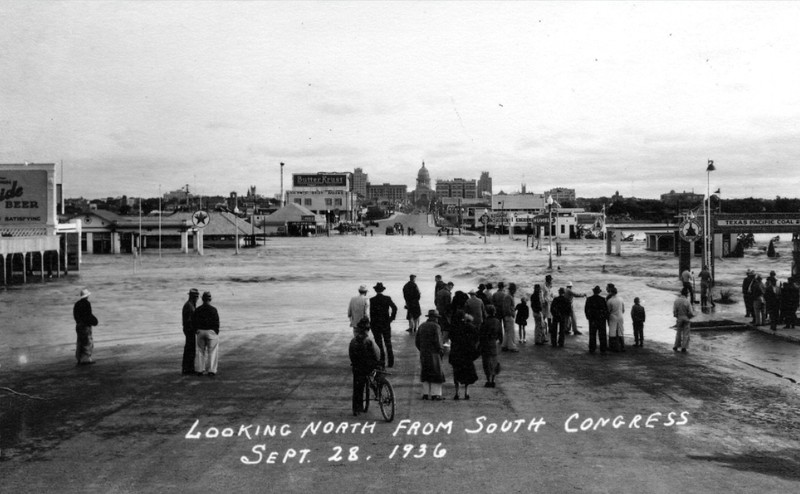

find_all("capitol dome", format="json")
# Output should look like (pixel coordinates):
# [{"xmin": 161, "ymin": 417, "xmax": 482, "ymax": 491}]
[{"xmin": 416, "ymin": 161, "xmax": 430, "ymax": 188}]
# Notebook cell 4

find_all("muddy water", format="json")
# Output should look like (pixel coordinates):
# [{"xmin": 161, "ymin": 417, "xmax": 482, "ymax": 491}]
[{"xmin": 1, "ymin": 232, "xmax": 798, "ymax": 382}]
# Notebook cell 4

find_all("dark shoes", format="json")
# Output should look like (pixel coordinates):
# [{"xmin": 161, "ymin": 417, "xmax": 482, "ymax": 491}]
[
  {"xmin": 573, "ymin": 331, "xmax": 583, "ymax": 335},
  {"xmin": 431, "ymin": 396, "xmax": 444, "ymax": 401},
  {"xmin": 422, "ymin": 394, "xmax": 429, "ymax": 400},
  {"xmin": 453, "ymin": 394, "xmax": 460, "ymax": 400},
  {"xmin": 681, "ymin": 349, "xmax": 687, "ymax": 353}
]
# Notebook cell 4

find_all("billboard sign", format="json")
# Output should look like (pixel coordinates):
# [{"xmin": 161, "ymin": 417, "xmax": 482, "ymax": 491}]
[
  {"xmin": 292, "ymin": 174, "xmax": 348, "ymax": 188},
  {"xmin": 0, "ymin": 168, "xmax": 49, "ymax": 227},
  {"xmin": 714, "ymin": 213, "xmax": 800, "ymax": 233}
]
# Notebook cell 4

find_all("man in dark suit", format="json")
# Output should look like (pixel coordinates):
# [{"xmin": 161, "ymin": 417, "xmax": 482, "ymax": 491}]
[
  {"xmin": 370, "ymin": 282, "xmax": 398, "ymax": 367},
  {"xmin": 584, "ymin": 285, "xmax": 610, "ymax": 354}
]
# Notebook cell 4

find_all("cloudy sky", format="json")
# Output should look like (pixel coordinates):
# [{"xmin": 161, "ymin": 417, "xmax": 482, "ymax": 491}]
[{"xmin": 2, "ymin": 1, "xmax": 799, "ymax": 200}]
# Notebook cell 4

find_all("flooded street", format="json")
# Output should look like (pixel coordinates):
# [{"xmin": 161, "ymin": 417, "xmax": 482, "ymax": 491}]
[{"xmin": 2, "ymin": 224, "xmax": 799, "ymax": 384}]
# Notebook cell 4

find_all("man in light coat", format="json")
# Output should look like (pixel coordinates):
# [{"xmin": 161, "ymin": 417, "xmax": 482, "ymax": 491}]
[{"xmin": 348, "ymin": 284, "xmax": 370, "ymax": 337}]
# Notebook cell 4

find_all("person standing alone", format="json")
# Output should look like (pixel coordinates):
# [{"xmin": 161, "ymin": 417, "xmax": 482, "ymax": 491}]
[
  {"xmin": 370, "ymin": 282, "xmax": 398, "ymax": 367},
  {"xmin": 182, "ymin": 288, "xmax": 199, "ymax": 375},
  {"xmin": 193, "ymin": 291, "xmax": 220, "ymax": 376},
  {"xmin": 73, "ymin": 288, "xmax": 99, "ymax": 365}
]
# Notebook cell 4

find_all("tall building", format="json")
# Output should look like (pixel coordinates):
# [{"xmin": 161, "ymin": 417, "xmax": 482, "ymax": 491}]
[
  {"xmin": 547, "ymin": 187, "xmax": 576, "ymax": 204},
  {"xmin": 660, "ymin": 190, "xmax": 704, "ymax": 206},
  {"xmin": 366, "ymin": 183, "xmax": 408, "ymax": 205},
  {"xmin": 352, "ymin": 168, "xmax": 368, "ymax": 198},
  {"xmin": 286, "ymin": 172, "xmax": 357, "ymax": 221},
  {"xmin": 436, "ymin": 178, "xmax": 477, "ymax": 199},
  {"xmin": 478, "ymin": 171, "xmax": 492, "ymax": 198}
]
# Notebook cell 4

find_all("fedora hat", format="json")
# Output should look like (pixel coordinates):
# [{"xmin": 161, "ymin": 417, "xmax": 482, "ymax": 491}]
[
  {"xmin": 426, "ymin": 309, "xmax": 439, "ymax": 318},
  {"xmin": 373, "ymin": 282, "xmax": 386, "ymax": 292},
  {"xmin": 80, "ymin": 288, "xmax": 91, "ymax": 299},
  {"xmin": 188, "ymin": 288, "xmax": 199, "ymax": 296}
]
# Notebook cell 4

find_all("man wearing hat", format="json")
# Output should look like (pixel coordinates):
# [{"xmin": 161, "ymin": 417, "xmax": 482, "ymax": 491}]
[
  {"xmin": 416, "ymin": 310, "xmax": 446, "ymax": 400},
  {"xmin": 348, "ymin": 284, "xmax": 370, "ymax": 337},
  {"xmin": 564, "ymin": 281, "xmax": 586, "ymax": 335},
  {"xmin": 402, "ymin": 274, "xmax": 422, "ymax": 333},
  {"xmin": 584, "ymin": 286, "xmax": 609, "ymax": 354},
  {"xmin": 369, "ymin": 282, "xmax": 398, "ymax": 367},
  {"xmin": 73, "ymin": 288, "xmax": 99, "ymax": 365},
  {"xmin": 182, "ymin": 288, "xmax": 200, "ymax": 375},
  {"xmin": 193, "ymin": 291, "xmax": 220, "ymax": 376},
  {"xmin": 742, "ymin": 269, "xmax": 755, "ymax": 318},
  {"xmin": 349, "ymin": 317, "xmax": 380, "ymax": 416}
]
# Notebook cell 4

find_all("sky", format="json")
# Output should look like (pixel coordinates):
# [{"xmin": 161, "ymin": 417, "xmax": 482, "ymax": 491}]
[{"xmin": 2, "ymin": 1, "xmax": 800, "ymax": 200}]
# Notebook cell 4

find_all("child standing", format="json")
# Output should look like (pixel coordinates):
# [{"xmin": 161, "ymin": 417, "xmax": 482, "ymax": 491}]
[
  {"xmin": 631, "ymin": 297, "xmax": 646, "ymax": 347},
  {"xmin": 515, "ymin": 297, "xmax": 530, "ymax": 343}
]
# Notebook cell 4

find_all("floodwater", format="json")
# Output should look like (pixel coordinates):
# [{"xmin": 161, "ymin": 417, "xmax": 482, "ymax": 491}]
[{"xmin": 1, "ymin": 227, "xmax": 798, "ymax": 384}]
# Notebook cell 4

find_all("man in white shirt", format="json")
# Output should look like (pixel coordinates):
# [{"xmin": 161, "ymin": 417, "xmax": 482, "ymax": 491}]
[{"xmin": 348, "ymin": 284, "xmax": 370, "ymax": 336}]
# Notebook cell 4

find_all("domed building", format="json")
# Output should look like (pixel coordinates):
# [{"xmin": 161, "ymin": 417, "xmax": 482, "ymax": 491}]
[{"xmin": 412, "ymin": 161, "xmax": 435, "ymax": 208}]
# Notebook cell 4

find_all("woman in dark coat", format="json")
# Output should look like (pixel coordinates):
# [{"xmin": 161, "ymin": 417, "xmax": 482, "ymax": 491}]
[
  {"xmin": 415, "ymin": 310, "xmax": 446, "ymax": 400},
  {"xmin": 449, "ymin": 310, "xmax": 479, "ymax": 400},
  {"xmin": 479, "ymin": 305, "xmax": 503, "ymax": 388}
]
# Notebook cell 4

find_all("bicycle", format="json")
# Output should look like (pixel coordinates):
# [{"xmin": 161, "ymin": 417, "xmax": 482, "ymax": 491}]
[{"xmin": 361, "ymin": 368, "xmax": 395, "ymax": 422}]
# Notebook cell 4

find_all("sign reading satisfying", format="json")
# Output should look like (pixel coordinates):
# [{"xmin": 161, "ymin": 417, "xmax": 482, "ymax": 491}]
[
  {"xmin": 292, "ymin": 174, "xmax": 348, "ymax": 188},
  {"xmin": 0, "ymin": 169, "xmax": 48, "ymax": 226}
]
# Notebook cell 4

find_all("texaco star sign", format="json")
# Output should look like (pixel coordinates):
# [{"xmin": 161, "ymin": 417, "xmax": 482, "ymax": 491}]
[{"xmin": 191, "ymin": 210, "xmax": 210, "ymax": 228}]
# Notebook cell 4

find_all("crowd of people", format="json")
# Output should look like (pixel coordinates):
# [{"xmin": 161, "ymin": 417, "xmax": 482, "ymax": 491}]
[
  {"xmin": 741, "ymin": 269, "xmax": 799, "ymax": 331},
  {"xmin": 346, "ymin": 273, "xmax": 657, "ymax": 408}
]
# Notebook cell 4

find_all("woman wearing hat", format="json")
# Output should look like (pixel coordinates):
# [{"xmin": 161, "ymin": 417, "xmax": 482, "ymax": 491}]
[
  {"xmin": 73, "ymin": 288, "xmax": 99, "ymax": 365},
  {"xmin": 415, "ymin": 309, "xmax": 446, "ymax": 400}
]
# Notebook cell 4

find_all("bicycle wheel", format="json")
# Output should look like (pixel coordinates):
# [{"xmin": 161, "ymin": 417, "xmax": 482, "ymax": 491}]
[
  {"xmin": 377, "ymin": 380, "xmax": 395, "ymax": 422},
  {"xmin": 361, "ymin": 379, "xmax": 370, "ymax": 413}
]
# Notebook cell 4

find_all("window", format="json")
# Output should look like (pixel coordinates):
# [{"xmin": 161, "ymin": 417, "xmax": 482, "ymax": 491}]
[
  {"xmin": 293, "ymin": 198, "xmax": 301, "ymax": 205},
  {"xmin": 325, "ymin": 198, "xmax": 333, "ymax": 206},
  {"xmin": 334, "ymin": 198, "xmax": 343, "ymax": 206},
  {"xmin": 561, "ymin": 225, "xmax": 566, "ymax": 234},
  {"xmin": 305, "ymin": 199, "xmax": 312, "ymax": 206}
]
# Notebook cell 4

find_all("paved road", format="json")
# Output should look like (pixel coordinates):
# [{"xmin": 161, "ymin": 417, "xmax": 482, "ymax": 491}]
[{"xmin": 1, "ymin": 324, "xmax": 799, "ymax": 493}]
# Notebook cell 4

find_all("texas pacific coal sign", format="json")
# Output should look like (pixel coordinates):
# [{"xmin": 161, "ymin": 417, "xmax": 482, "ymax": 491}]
[{"xmin": 714, "ymin": 213, "xmax": 800, "ymax": 233}]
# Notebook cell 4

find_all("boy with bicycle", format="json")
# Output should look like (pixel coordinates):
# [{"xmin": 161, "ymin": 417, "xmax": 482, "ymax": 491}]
[{"xmin": 349, "ymin": 317, "xmax": 381, "ymax": 416}]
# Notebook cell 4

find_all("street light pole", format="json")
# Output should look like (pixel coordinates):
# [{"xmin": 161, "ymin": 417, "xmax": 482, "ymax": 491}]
[
  {"xmin": 234, "ymin": 203, "xmax": 240, "ymax": 255},
  {"xmin": 706, "ymin": 160, "xmax": 716, "ymax": 271},
  {"xmin": 547, "ymin": 195, "xmax": 554, "ymax": 270}
]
